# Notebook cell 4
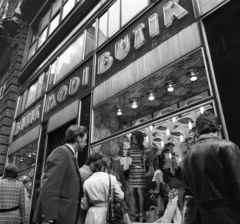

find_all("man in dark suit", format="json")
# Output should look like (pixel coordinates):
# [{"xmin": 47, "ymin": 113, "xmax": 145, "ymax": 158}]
[{"xmin": 33, "ymin": 125, "xmax": 88, "ymax": 224}]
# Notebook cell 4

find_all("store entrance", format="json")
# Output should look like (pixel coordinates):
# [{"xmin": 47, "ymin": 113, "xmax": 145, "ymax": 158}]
[{"xmin": 45, "ymin": 119, "xmax": 77, "ymax": 163}]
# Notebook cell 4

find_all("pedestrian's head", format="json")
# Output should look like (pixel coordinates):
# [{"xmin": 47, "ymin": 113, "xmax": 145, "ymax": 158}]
[
  {"xmin": 65, "ymin": 125, "xmax": 88, "ymax": 152},
  {"xmin": 92, "ymin": 159, "xmax": 108, "ymax": 173},
  {"xmin": 85, "ymin": 153, "xmax": 103, "ymax": 170},
  {"xmin": 3, "ymin": 164, "xmax": 18, "ymax": 179},
  {"xmin": 196, "ymin": 111, "xmax": 220, "ymax": 136},
  {"xmin": 131, "ymin": 131, "xmax": 144, "ymax": 149}
]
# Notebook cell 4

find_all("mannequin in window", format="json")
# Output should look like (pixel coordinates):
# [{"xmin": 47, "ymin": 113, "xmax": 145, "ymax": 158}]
[{"xmin": 127, "ymin": 131, "xmax": 146, "ymax": 222}]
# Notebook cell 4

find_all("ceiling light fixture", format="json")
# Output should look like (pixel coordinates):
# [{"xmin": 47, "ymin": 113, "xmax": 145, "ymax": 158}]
[
  {"xmin": 20, "ymin": 157, "xmax": 23, "ymax": 162},
  {"xmin": 187, "ymin": 67, "xmax": 199, "ymax": 82},
  {"xmin": 148, "ymin": 91, "xmax": 155, "ymax": 101},
  {"xmin": 28, "ymin": 153, "xmax": 32, "ymax": 158},
  {"xmin": 150, "ymin": 125, "xmax": 153, "ymax": 131},
  {"xmin": 165, "ymin": 81, "xmax": 174, "ymax": 92},
  {"xmin": 180, "ymin": 135, "xmax": 184, "ymax": 142},
  {"xmin": 172, "ymin": 117, "xmax": 176, "ymax": 123},
  {"xmin": 188, "ymin": 120, "xmax": 192, "ymax": 130},
  {"xmin": 117, "ymin": 108, "xmax": 122, "ymax": 116},
  {"xmin": 166, "ymin": 129, "xmax": 170, "ymax": 136},
  {"xmin": 200, "ymin": 107, "xmax": 204, "ymax": 114},
  {"xmin": 161, "ymin": 141, "xmax": 164, "ymax": 148},
  {"xmin": 132, "ymin": 99, "xmax": 138, "ymax": 109}
]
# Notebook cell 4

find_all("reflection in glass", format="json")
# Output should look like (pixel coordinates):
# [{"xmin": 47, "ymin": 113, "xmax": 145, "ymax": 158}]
[
  {"xmin": 40, "ymin": 9, "xmax": 50, "ymax": 31},
  {"xmin": 28, "ymin": 42, "xmax": 36, "ymax": 60},
  {"xmin": 62, "ymin": 0, "xmax": 75, "ymax": 20},
  {"xmin": 85, "ymin": 23, "xmax": 96, "ymax": 57},
  {"xmin": 48, "ymin": 60, "xmax": 57, "ymax": 89},
  {"xmin": 8, "ymin": 140, "xmax": 38, "ymax": 172},
  {"xmin": 98, "ymin": 12, "xmax": 108, "ymax": 46},
  {"xmin": 93, "ymin": 50, "xmax": 210, "ymax": 142},
  {"xmin": 51, "ymin": 0, "xmax": 62, "ymax": 17},
  {"xmin": 38, "ymin": 28, "xmax": 47, "ymax": 48},
  {"xmin": 19, "ymin": 90, "xmax": 28, "ymax": 114},
  {"xmin": 108, "ymin": 0, "xmax": 120, "ymax": 37},
  {"xmin": 122, "ymin": 0, "xmax": 148, "ymax": 26},
  {"xmin": 56, "ymin": 34, "xmax": 84, "ymax": 82},
  {"xmin": 25, "ymin": 81, "xmax": 38, "ymax": 108},
  {"xmin": 35, "ymin": 73, "xmax": 44, "ymax": 100},
  {"xmin": 42, "ymin": 68, "xmax": 50, "ymax": 92},
  {"xmin": 49, "ymin": 14, "xmax": 60, "ymax": 35}
]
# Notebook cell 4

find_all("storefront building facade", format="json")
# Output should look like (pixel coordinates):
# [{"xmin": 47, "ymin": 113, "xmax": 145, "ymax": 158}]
[{"xmin": 4, "ymin": 0, "xmax": 238, "ymax": 223}]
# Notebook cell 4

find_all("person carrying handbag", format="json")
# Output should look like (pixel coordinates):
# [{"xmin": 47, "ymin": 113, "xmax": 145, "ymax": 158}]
[{"xmin": 81, "ymin": 159, "xmax": 124, "ymax": 224}]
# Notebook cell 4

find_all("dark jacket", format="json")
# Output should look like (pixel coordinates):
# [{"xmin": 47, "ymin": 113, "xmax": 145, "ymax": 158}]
[
  {"xmin": 182, "ymin": 134, "xmax": 240, "ymax": 224},
  {"xmin": 33, "ymin": 145, "xmax": 81, "ymax": 224}
]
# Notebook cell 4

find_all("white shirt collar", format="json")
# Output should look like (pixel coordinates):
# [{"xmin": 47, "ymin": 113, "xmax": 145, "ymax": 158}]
[{"xmin": 65, "ymin": 143, "xmax": 76, "ymax": 157}]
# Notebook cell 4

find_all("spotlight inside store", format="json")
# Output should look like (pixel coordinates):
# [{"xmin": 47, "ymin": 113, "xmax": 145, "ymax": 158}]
[
  {"xmin": 148, "ymin": 91, "xmax": 155, "ymax": 101},
  {"xmin": 117, "ymin": 108, "xmax": 122, "ymax": 116},
  {"xmin": 187, "ymin": 67, "xmax": 199, "ymax": 82},
  {"xmin": 165, "ymin": 81, "xmax": 174, "ymax": 92},
  {"xmin": 131, "ymin": 99, "xmax": 138, "ymax": 109}
]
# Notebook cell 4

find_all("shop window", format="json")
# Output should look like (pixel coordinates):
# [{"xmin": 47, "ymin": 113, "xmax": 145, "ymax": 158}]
[
  {"xmin": 121, "ymin": 0, "xmax": 148, "ymax": 26},
  {"xmin": 28, "ymin": 42, "xmax": 37, "ymax": 60},
  {"xmin": 91, "ymin": 103, "xmax": 214, "ymax": 223},
  {"xmin": 49, "ymin": 13, "xmax": 60, "ymax": 36},
  {"xmin": 8, "ymin": 140, "xmax": 38, "ymax": 172},
  {"xmin": 93, "ymin": 50, "xmax": 210, "ymax": 142},
  {"xmin": 85, "ymin": 22, "xmax": 96, "ymax": 57},
  {"xmin": 56, "ymin": 34, "xmax": 84, "ymax": 82},
  {"xmin": 25, "ymin": 81, "xmax": 38, "ymax": 109},
  {"xmin": 19, "ymin": 89, "xmax": 28, "ymax": 115},
  {"xmin": 40, "ymin": 9, "xmax": 51, "ymax": 31},
  {"xmin": 48, "ymin": 60, "xmax": 57, "ymax": 90}
]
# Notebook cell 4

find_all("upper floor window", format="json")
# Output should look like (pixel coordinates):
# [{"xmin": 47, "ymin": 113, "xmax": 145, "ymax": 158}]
[
  {"xmin": 98, "ymin": 0, "xmax": 149, "ymax": 47},
  {"xmin": 28, "ymin": 0, "xmax": 79, "ymax": 61}
]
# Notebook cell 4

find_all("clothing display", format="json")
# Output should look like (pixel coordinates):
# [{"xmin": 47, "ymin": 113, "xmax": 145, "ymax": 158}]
[{"xmin": 128, "ymin": 145, "xmax": 146, "ymax": 188}]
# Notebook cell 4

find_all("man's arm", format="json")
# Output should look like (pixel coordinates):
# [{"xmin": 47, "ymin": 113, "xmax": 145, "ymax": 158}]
[{"xmin": 40, "ymin": 148, "xmax": 68, "ymax": 221}]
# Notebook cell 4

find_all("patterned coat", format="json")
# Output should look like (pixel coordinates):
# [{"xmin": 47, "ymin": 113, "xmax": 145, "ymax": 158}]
[{"xmin": 0, "ymin": 178, "xmax": 26, "ymax": 224}]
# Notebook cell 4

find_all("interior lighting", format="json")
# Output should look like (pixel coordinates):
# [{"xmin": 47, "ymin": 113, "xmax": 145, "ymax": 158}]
[
  {"xmin": 200, "ymin": 107, "xmax": 204, "ymax": 114},
  {"xmin": 180, "ymin": 135, "xmax": 184, "ymax": 142},
  {"xmin": 150, "ymin": 125, "xmax": 153, "ymax": 131},
  {"xmin": 117, "ymin": 108, "xmax": 122, "ymax": 116},
  {"xmin": 187, "ymin": 68, "xmax": 199, "ymax": 82},
  {"xmin": 161, "ymin": 141, "xmax": 164, "ymax": 148},
  {"xmin": 145, "ymin": 136, "xmax": 149, "ymax": 143},
  {"xmin": 188, "ymin": 120, "xmax": 192, "ymax": 130},
  {"xmin": 172, "ymin": 117, "xmax": 176, "ymax": 123},
  {"xmin": 148, "ymin": 91, "xmax": 155, "ymax": 101},
  {"xmin": 28, "ymin": 153, "xmax": 32, "ymax": 158},
  {"xmin": 20, "ymin": 157, "xmax": 23, "ymax": 162},
  {"xmin": 167, "ymin": 82, "xmax": 174, "ymax": 92},
  {"xmin": 132, "ymin": 99, "xmax": 138, "ymax": 109},
  {"xmin": 169, "ymin": 153, "xmax": 172, "ymax": 159},
  {"xmin": 166, "ymin": 129, "xmax": 170, "ymax": 136}
]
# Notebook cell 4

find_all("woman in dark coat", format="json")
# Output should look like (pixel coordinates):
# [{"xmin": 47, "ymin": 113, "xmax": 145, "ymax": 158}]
[
  {"xmin": 0, "ymin": 164, "xmax": 26, "ymax": 224},
  {"xmin": 182, "ymin": 111, "xmax": 240, "ymax": 224}
]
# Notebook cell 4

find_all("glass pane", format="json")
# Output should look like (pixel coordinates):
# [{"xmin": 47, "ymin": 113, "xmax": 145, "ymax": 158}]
[
  {"xmin": 48, "ymin": 60, "xmax": 57, "ymax": 89},
  {"xmin": 20, "ymin": 90, "xmax": 28, "ymax": 113},
  {"xmin": 8, "ymin": 140, "xmax": 38, "ymax": 172},
  {"xmin": 56, "ymin": 34, "xmax": 84, "ymax": 82},
  {"xmin": 35, "ymin": 73, "xmax": 44, "ymax": 100},
  {"xmin": 38, "ymin": 28, "xmax": 47, "ymax": 49},
  {"xmin": 62, "ymin": 0, "xmax": 75, "ymax": 20},
  {"xmin": 98, "ymin": 12, "xmax": 108, "ymax": 47},
  {"xmin": 40, "ymin": 9, "xmax": 50, "ymax": 31},
  {"xmin": 51, "ymin": 0, "xmax": 62, "ymax": 17},
  {"xmin": 122, "ymin": 0, "xmax": 148, "ymax": 26},
  {"xmin": 25, "ymin": 81, "xmax": 38, "ymax": 108},
  {"xmin": 42, "ymin": 68, "xmax": 50, "ymax": 93},
  {"xmin": 31, "ymin": 22, "xmax": 39, "ymax": 44},
  {"xmin": 108, "ymin": 0, "xmax": 120, "ymax": 37},
  {"xmin": 49, "ymin": 13, "xmax": 60, "ymax": 35},
  {"xmin": 28, "ymin": 42, "xmax": 36, "ymax": 60},
  {"xmin": 85, "ymin": 22, "xmax": 96, "ymax": 56}
]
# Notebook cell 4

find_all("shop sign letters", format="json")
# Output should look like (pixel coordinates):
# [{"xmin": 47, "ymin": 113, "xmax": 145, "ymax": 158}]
[
  {"xmin": 98, "ymin": 0, "xmax": 188, "ymax": 75},
  {"xmin": 14, "ymin": 104, "xmax": 41, "ymax": 136}
]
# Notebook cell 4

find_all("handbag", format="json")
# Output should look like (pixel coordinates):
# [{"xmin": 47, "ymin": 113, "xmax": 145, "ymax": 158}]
[{"xmin": 106, "ymin": 174, "xmax": 123, "ymax": 224}]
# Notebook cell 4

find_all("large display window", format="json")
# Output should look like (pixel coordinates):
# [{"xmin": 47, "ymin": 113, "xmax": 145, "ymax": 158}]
[
  {"xmin": 93, "ymin": 49, "xmax": 211, "ymax": 143},
  {"xmin": 90, "ymin": 48, "xmax": 214, "ymax": 222}
]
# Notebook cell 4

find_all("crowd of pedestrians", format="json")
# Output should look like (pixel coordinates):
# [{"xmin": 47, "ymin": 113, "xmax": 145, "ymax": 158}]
[{"xmin": 0, "ymin": 111, "xmax": 240, "ymax": 224}]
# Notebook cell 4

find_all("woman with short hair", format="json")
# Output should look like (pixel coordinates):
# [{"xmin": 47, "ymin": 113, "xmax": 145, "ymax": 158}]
[{"xmin": 0, "ymin": 164, "xmax": 26, "ymax": 224}]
